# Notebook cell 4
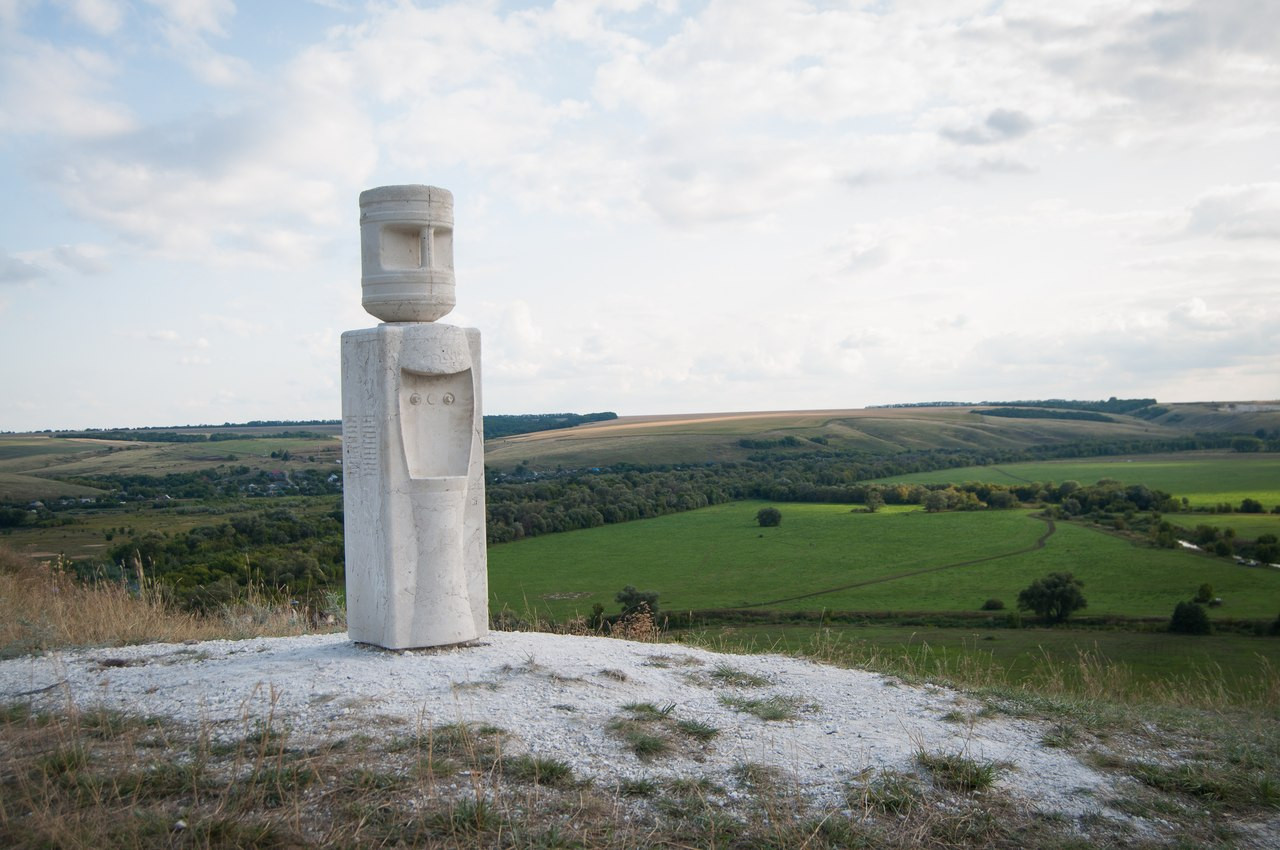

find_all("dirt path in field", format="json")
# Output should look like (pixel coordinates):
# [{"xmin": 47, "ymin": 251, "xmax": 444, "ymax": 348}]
[
  {"xmin": 988, "ymin": 465, "xmax": 1036, "ymax": 483},
  {"xmin": 731, "ymin": 516, "xmax": 1057, "ymax": 609}
]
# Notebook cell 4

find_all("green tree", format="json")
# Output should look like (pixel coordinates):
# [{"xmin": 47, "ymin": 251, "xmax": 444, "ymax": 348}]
[
  {"xmin": 756, "ymin": 507, "xmax": 782, "ymax": 527},
  {"xmin": 864, "ymin": 489, "xmax": 885, "ymax": 513},
  {"xmin": 1017, "ymin": 572, "xmax": 1087, "ymax": 623},
  {"xmin": 1170, "ymin": 601, "xmax": 1211, "ymax": 635},
  {"xmin": 1194, "ymin": 583, "xmax": 1214, "ymax": 604},
  {"xmin": 615, "ymin": 585, "xmax": 659, "ymax": 616}
]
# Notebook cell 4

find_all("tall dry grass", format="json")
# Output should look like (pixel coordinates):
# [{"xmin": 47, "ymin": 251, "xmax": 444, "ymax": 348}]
[
  {"xmin": 0, "ymin": 547, "xmax": 339, "ymax": 657},
  {"xmin": 682, "ymin": 626, "xmax": 1280, "ymax": 713}
]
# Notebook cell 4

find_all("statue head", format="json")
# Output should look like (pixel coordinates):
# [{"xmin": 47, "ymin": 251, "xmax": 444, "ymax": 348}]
[{"xmin": 359, "ymin": 185, "xmax": 455, "ymax": 323}]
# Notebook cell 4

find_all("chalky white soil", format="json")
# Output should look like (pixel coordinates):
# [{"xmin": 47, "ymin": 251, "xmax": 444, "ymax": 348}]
[{"xmin": 2, "ymin": 631, "xmax": 1120, "ymax": 823}]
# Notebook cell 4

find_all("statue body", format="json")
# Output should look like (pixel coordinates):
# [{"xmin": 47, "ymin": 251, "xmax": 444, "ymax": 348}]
[{"xmin": 341, "ymin": 186, "xmax": 488, "ymax": 649}]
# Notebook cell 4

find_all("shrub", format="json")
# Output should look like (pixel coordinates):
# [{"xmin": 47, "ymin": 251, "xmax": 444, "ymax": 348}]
[
  {"xmin": 1194, "ymin": 583, "xmax": 1214, "ymax": 604},
  {"xmin": 981, "ymin": 598, "xmax": 1005, "ymax": 611},
  {"xmin": 615, "ymin": 585, "xmax": 659, "ymax": 617},
  {"xmin": 755, "ymin": 507, "xmax": 781, "ymax": 527},
  {"xmin": 1170, "ymin": 601, "xmax": 1212, "ymax": 635}
]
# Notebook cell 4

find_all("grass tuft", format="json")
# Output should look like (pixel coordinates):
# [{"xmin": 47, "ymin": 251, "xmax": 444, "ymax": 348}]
[
  {"xmin": 916, "ymin": 750, "xmax": 1006, "ymax": 793},
  {"xmin": 709, "ymin": 663, "xmax": 770, "ymax": 687},
  {"xmin": 718, "ymin": 694, "xmax": 810, "ymax": 721},
  {"xmin": 608, "ymin": 718, "xmax": 671, "ymax": 760},
  {"xmin": 502, "ymin": 754, "xmax": 576, "ymax": 787}
]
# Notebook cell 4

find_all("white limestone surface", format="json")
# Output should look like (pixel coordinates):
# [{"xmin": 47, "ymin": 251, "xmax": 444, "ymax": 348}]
[{"xmin": 0, "ymin": 631, "xmax": 1124, "ymax": 825}]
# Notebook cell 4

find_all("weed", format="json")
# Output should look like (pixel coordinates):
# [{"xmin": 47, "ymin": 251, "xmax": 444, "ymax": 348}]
[
  {"xmin": 621, "ymin": 701, "xmax": 676, "ymax": 719},
  {"xmin": 1127, "ymin": 759, "xmax": 1280, "ymax": 811},
  {"xmin": 617, "ymin": 777, "xmax": 658, "ymax": 797},
  {"xmin": 1041, "ymin": 722, "xmax": 1081, "ymax": 748},
  {"xmin": 609, "ymin": 718, "xmax": 671, "ymax": 760},
  {"xmin": 718, "ymin": 693, "xmax": 810, "ymax": 721},
  {"xmin": 732, "ymin": 761, "xmax": 782, "ymax": 790},
  {"xmin": 425, "ymin": 795, "xmax": 501, "ymax": 837},
  {"xmin": 502, "ymin": 754, "xmax": 576, "ymax": 787},
  {"xmin": 852, "ymin": 768, "xmax": 927, "ymax": 814},
  {"xmin": 709, "ymin": 663, "xmax": 770, "ymax": 687},
  {"xmin": 675, "ymin": 718, "xmax": 720, "ymax": 741},
  {"xmin": 916, "ymin": 750, "xmax": 1006, "ymax": 793}
]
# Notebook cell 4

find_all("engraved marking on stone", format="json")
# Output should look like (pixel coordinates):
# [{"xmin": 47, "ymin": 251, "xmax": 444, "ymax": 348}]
[
  {"xmin": 343, "ymin": 414, "xmax": 377, "ymax": 474},
  {"xmin": 409, "ymin": 393, "xmax": 422, "ymax": 405},
  {"xmin": 443, "ymin": 392, "xmax": 455, "ymax": 405},
  {"xmin": 426, "ymin": 393, "xmax": 436, "ymax": 405}
]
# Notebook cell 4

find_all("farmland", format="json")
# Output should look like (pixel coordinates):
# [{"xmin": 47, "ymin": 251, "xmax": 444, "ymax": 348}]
[
  {"xmin": 871, "ymin": 453, "xmax": 1280, "ymax": 509},
  {"xmin": 489, "ymin": 500, "xmax": 1280, "ymax": 622}
]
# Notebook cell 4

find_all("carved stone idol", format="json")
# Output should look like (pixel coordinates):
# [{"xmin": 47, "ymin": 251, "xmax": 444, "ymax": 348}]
[{"xmin": 341, "ymin": 185, "xmax": 487, "ymax": 649}]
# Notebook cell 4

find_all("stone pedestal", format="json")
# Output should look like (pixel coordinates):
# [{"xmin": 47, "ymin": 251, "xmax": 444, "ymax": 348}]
[{"xmin": 341, "ymin": 185, "xmax": 487, "ymax": 649}]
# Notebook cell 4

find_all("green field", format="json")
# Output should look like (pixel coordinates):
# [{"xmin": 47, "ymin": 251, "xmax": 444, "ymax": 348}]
[
  {"xmin": 488, "ymin": 501, "xmax": 1280, "ymax": 622},
  {"xmin": 1165, "ymin": 513, "xmax": 1280, "ymax": 539},
  {"xmin": 870, "ymin": 452, "xmax": 1280, "ymax": 508}
]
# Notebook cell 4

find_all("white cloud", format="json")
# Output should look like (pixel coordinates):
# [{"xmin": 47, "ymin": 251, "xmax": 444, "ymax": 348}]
[
  {"xmin": 941, "ymin": 108, "xmax": 1035, "ymax": 146},
  {"xmin": 144, "ymin": 0, "xmax": 232, "ymax": 36},
  {"xmin": 48, "ymin": 54, "xmax": 376, "ymax": 265},
  {"xmin": 51, "ymin": 243, "xmax": 110, "ymax": 274},
  {"xmin": 1170, "ymin": 297, "xmax": 1233, "ymax": 330},
  {"xmin": 1186, "ymin": 184, "xmax": 1280, "ymax": 241},
  {"xmin": 0, "ymin": 252, "xmax": 44, "ymax": 283},
  {"xmin": 0, "ymin": 39, "xmax": 134, "ymax": 137},
  {"xmin": 55, "ymin": 0, "xmax": 124, "ymax": 35},
  {"xmin": 142, "ymin": 0, "xmax": 249, "ymax": 86}
]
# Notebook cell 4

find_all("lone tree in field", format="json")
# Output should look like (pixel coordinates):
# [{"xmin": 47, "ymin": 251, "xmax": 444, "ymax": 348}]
[
  {"xmin": 616, "ymin": 585, "xmax": 659, "ymax": 616},
  {"xmin": 756, "ymin": 507, "xmax": 782, "ymax": 527},
  {"xmin": 1169, "ymin": 601, "xmax": 1211, "ymax": 635},
  {"xmin": 1017, "ymin": 572, "xmax": 1087, "ymax": 623}
]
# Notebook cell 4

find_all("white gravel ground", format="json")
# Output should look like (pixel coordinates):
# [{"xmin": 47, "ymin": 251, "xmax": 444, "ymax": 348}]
[{"xmin": 1, "ymin": 630, "xmax": 1122, "ymax": 823}]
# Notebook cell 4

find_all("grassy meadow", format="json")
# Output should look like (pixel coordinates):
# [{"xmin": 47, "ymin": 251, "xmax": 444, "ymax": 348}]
[{"xmin": 489, "ymin": 501, "xmax": 1280, "ymax": 622}]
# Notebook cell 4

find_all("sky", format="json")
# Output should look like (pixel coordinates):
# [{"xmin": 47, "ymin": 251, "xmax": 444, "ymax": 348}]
[{"xmin": 1, "ymin": 0, "xmax": 1278, "ymax": 432}]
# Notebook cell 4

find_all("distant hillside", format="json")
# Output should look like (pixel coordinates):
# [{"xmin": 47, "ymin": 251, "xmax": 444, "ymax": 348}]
[
  {"xmin": 482, "ymin": 402, "xmax": 1280, "ymax": 471},
  {"xmin": 484, "ymin": 412, "xmax": 617, "ymax": 439}
]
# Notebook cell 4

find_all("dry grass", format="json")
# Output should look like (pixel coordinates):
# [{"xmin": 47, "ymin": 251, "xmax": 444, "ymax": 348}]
[
  {"xmin": 685, "ymin": 626, "xmax": 1280, "ymax": 714},
  {"xmin": 5, "ymin": 695, "xmax": 1142, "ymax": 850},
  {"xmin": 0, "ymin": 547, "xmax": 338, "ymax": 657}
]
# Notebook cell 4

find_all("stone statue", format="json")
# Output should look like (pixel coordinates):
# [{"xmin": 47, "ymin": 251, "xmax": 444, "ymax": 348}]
[{"xmin": 341, "ymin": 185, "xmax": 488, "ymax": 649}]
